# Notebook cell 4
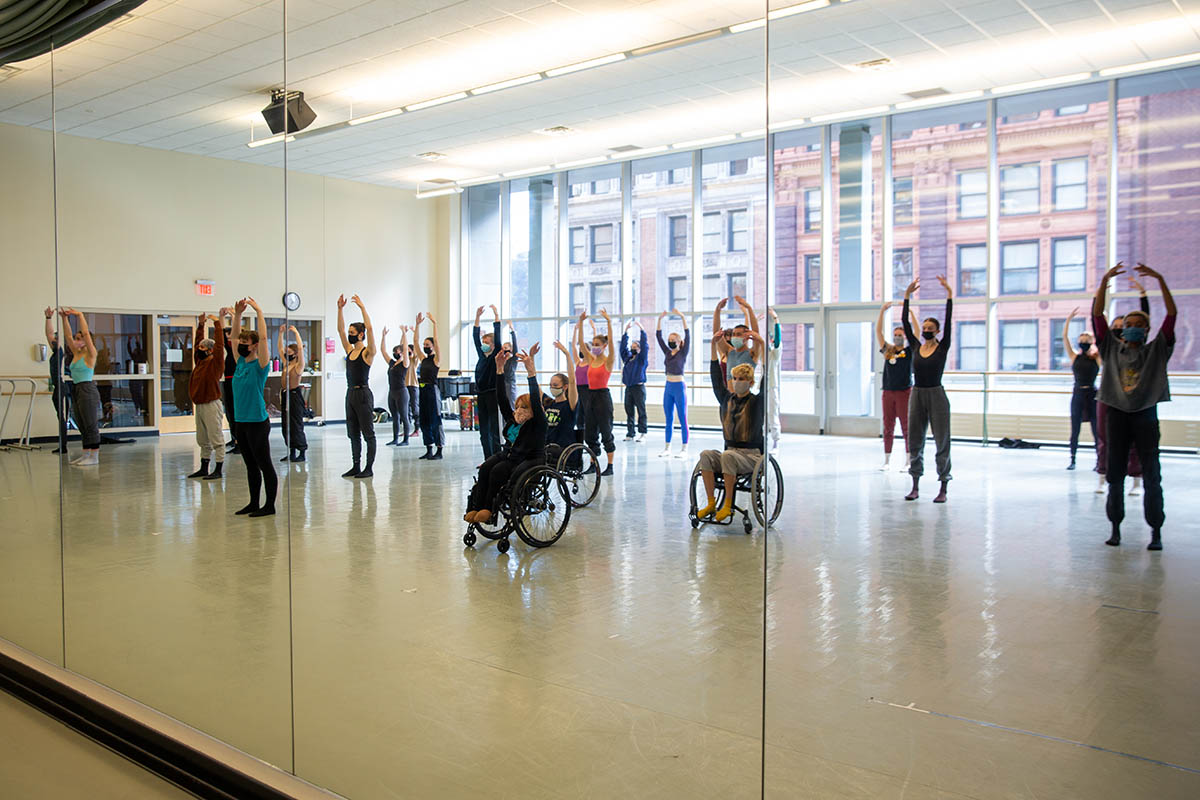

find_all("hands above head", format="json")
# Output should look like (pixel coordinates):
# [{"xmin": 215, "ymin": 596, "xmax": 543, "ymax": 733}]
[
  {"xmin": 245, "ymin": 296, "xmax": 261, "ymax": 312},
  {"xmin": 599, "ymin": 308, "xmax": 610, "ymax": 321},
  {"xmin": 426, "ymin": 312, "xmax": 437, "ymax": 324},
  {"xmin": 715, "ymin": 297, "xmax": 728, "ymax": 312},
  {"xmin": 528, "ymin": 342, "xmax": 540, "ymax": 358},
  {"xmin": 495, "ymin": 347, "xmax": 511, "ymax": 370},
  {"xmin": 553, "ymin": 340, "xmax": 569, "ymax": 354},
  {"xmin": 475, "ymin": 306, "xmax": 484, "ymax": 322},
  {"xmin": 936, "ymin": 275, "xmax": 952, "ymax": 297},
  {"xmin": 44, "ymin": 306, "xmax": 53, "ymax": 319},
  {"xmin": 288, "ymin": 324, "xmax": 298, "ymax": 334},
  {"xmin": 350, "ymin": 294, "xmax": 365, "ymax": 309},
  {"xmin": 1102, "ymin": 262, "xmax": 1125, "ymax": 281},
  {"xmin": 882, "ymin": 300, "xmax": 895, "ymax": 310},
  {"xmin": 336, "ymin": 294, "xmax": 347, "ymax": 309},
  {"xmin": 381, "ymin": 326, "xmax": 389, "ymax": 337},
  {"xmin": 1067, "ymin": 307, "xmax": 1079, "ymax": 321},
  {"xmin": 768, "ymin": 307, "xmax": 778, "ymax": 322},
  {"xmin": 490, "ymin": 304, "xmax": 499, "ymax": 319},
  {"xmin": 904, "ymin": 279, "xmax": 920, "ymax": 298},
  {"xmin": 578, "ymin": 309, "xmax": 588, "ymax": 322},
  {"xmin": 1134, "ymin": 263, "xmax": 1161, "ymax": 282},
  {"xmin": 415, "ymin": 312, "xmax": 425, "ymax": 324},
  {"xmin": 234, "ymin": 298, "xmax": 248, "ymax": 316}
]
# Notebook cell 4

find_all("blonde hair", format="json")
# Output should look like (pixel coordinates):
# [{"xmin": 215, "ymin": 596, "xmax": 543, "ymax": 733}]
[{"xmin": 730, "ymin": 363, "xmax": 755, "ymax": 381}]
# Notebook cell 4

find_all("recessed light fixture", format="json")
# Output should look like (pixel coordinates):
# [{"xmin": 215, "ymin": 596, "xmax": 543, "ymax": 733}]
[
  {"xmin": 246, "ymin": 133, "xmax": 294, "ymax": 148},
  {"xmin": 347, "ymin": 107, "xmax": 403, "ymax": 126},
  {"xmin": 417, "ymin": 152, "xmax": 447, "ymax": 161},
  {"xmin": 993, "ymin": 73, "xmax": 1091, "ymax": 94},
  {"xmin": 631, "ymin": 30, "xmax": 722, "ymax": 57},
  {"xmin": 768, "ymin": 117, "xmax": 807, "ymax": 131},
  {"xmin": 769, "ymin": 0, "xmax": 831, "ymax": 21},
  {"xmin": 535, "ymin": 126, "xmax": 575, "ymax": 137},
  {"xmin": 545, "ymin": 53, "xmax": 626, "ymax": 77},
  {"xmin": 809, "ymin": 105, "xmax": 890, "ymax": 123},
  {"xmin": 415, "ymin": 186, "xmax": 464, "ymax": 199},
  {"xmin": 672, "ymin": 134, "xmax": 737, "ymax": 149},
  {"xmin": 405, "ymin": 92, "xmax": 469, "ymax": 111},
  {"xmin": 894, "ymin": 90, "xmax": 985, "ymax": 110},
  {"xmin": 469, "ymin": 73, "xmax": 543, "ymax": 94},
  {"xmin": 1099, "ymin": 52, "xmax": 1200, "ymax": 76},
  {"xmin": 851, "ymin": 57, "xmax": 894, "ymax": 72}
]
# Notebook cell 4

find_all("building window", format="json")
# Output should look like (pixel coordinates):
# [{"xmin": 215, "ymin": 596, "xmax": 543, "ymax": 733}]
[
  {"xmin": 667, "ymin": 168, "xmax": 686, "ymax": 185},
  {"xmin": 728, "ymin": 209, "xmax": 748, "ymax": 252},
  {"xmin": 729, "ymin": 159, "xmax": 748, "ymax": 176},
  {"xmin": 1000, "ymin": 163, "xmax": 1040, "ymax": 215},
  {"xmin": 569, "ymin": 283, "xmax": 586, "ymax": 315},
  {"xmin": 1001, "ymin": 241, "xmax": 1039, "ymax": 294},
  {"xmin": 804, "ymin": 187, "xmax": 821, "ymax": 232},
  {"xmin": 728, "ymin": 272, "xmax": 747, "ymax": 300},
  {"xmin": 569, "ymin": 227, "xmax": 585, "ymax": 265},
  {"xmin": 590, "ymin": 179, "xmax": 615, "ymax": 195},
  {"xmin": 589, "ymin": 282, "xmax": 615, "ymax": 314},
  {"xmin": 1053, "ymin": 157, "xmax": 1087, "ymax": 211},
  {"xmin": 590, "ymin": 224, "xmax": 614, "ymax": 263},
  {"xmin": 668, "ymin": 276, "xmax": 690, "ymax": 311},
  {"xmin": 1056, "ymin": 104, "xmax": 1089, "ymax": 116},
  {"xmin": 892, "ymin": 249, "xmax": 913, "ymax": 299},
  {"xmin": 893, "ymin": 177, "xmax": 914, "ymax": 225},
  {"xmin": 1050, "ymin": 317, "xmax": 1087, "ymax": 368},
  {"xmin": 957, "ymin": 170, "xmax": 986, "ymax": 219},
  {"xmin": 958, "ymin": 120, "xmax": 985, "ymax": 131},
  {"xmin": 957, "ymin": 244, "xmax": 987, "ymax": 297},
  {"xmin": 1051, "ymin": 237, "xmax": 1086, "ymax": 292},
  {"xmin": 1000, "ymin": 320, "xmax": 1038, "ymax": 371},
  {"xmin": 703, "ymin": 212, "xmax": 721, "ymax": 254},
  {"xmin": 568, "ymin": 183, "xmax": 583, "ymax": 198},
  {"xmin": 668, "ymin": 215, "xmax": 688, "ymax": 257},
  {"xmin": 958, "ymin": 321, "xmax": 986, "ymax": 372},
  {"xmin": 804, "ymin": 254, "xmax": 821, "ymax": 302}
]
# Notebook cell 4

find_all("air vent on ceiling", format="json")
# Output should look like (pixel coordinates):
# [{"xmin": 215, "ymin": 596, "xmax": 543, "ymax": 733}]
[
  {"xmin": 905, "ymin": 87, "xmax": 949, "ymax": 100},
  {"xmin": 417, "ymin": 152, "xmax": 447, "ymax": 161},
  {"xmin": 425, "ymin": 178, "xmax": 455, "ymax": 184},
  {"xmin": 535, "ymin": 125, "xmax": 575, "ymax": 137},
  {"xmin": 608, "ymin": 144, "xmax": 641, "ymax": 152},
  {"xmin": 852, "ymin": 57, "xmax": 894, "ymax": 71}
]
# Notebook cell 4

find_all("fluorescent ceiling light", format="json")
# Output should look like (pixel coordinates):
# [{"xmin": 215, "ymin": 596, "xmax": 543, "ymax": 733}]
[
  {"xmin": 246, "ymin": 133, "xmax": 293, "ymax": 148},
  {"xmin": 740, "ymin": 128, "xmax": 767, "ymax": 138},
  {"xmin": 415, "ymin": 186, "xmax": 464, "ymax": 199},
  {"xmin": 993, "ymin": 72, "xmax": 1091, "ymax": 94},
  {"xmin": 768, "ymin": 117, "xmax": 807, "ymax": 130},
  {"xmin": 631, "ymin": 30, "xmax": 722, "ymax": 56},
  {"xmin": 545, "ymin": 53, "xmax": 626, "ymax": 77},
  {"xmin": 729, "ymin": 19, "xmax": 765, "ymax": 34},
  {"xmin": 894, "ymin": 90, "xmax": 985, "ymax": 110},
  {"xmin": 769, "ymin": 0, "xmax": 831, "ymax": 20},
  {"xmin": 461, "ymin": 174, "xmax": 501, "ymax": 185},
  {"xmin": 556, "ymin": 156, "xmax": 608, "ymax": 168},
  {"xmin": 615, "ymin": 145, "xmax": 669, "ymax": 158},
  {"xmin": 469, "ymin": 73, "xmax": 543, "ymax": 94},
  {"xmin": 347, "ymin": 107, "xmax": 403, "ymax": 126},
  {"xmin": 809, "ymin": 105, "xmax": 890, "ymax": 122},
  {"xmin": 672, "ymin": 133, "xmax": 737, "ymax": 149},
  {"xmin": 1099, "ymin": 52, "xmax": 1200, "ymax": 77},
  {"xmin": 502, "ymin": 165, "xmax": 553, "ymax": 177},
  {"xmin": 416, "ymin": 152, "xmax": 447, "ymax": 161},
  {"xmin": 405, "ymin": 92, "xmax": 468, "ymax": 111}
]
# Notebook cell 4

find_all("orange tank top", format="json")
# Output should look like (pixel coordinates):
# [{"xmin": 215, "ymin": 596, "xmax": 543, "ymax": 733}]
[{"xmin": 587, "ymin": 363, "xmax": 611, "ymax": 390}]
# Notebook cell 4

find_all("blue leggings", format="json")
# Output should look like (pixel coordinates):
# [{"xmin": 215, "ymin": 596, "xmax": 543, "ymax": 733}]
[{"xmin": 663, "ymin": 380, "xmax": 689, "ymax": 444}]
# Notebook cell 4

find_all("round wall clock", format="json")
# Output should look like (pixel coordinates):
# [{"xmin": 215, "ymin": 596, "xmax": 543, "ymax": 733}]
[{"xmin": 283, "ymin": 291, "xmax": 301, "ymax": 311}]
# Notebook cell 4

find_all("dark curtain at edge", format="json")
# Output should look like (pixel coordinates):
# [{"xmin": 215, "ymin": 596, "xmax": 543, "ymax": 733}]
[{"xmin": 0, "ymin": 0, "xmax": 148, "ymax": 66}]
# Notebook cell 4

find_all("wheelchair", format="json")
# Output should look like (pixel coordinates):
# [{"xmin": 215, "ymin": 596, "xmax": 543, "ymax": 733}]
[
  {"xmin": 464, "ymin": 462, "xmax": 572, "ymax": 554},
  {"xmin": 688, "ymin": 454, "xmax": 783, "ymax": 534},
  {"xmin": 545, "ymin": 442, "xmax": 602, "ymax": 508}
]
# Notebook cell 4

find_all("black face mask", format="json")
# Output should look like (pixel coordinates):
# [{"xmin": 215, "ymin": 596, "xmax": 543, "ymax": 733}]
[
  {"xmin": 1077, "ymin": 340, "xmax": 1090, "ymax": 350},
  {"xmin": 237, "ymin": 344, "xmax": 251, "ymax": 357},
  {"xmin": 669, "ymin": 341, "xmax": 679, "ymax": 350},
  {"xmin": 348, "ymin": 334, "xmax": 360, "ymax": 345},
  {"xmin": 286, "ymin": 353, "xmax": 296, "ymax": 362},
  {"xmin": 423, "ymin": 346, "xmax": 433, "ymax": 356},
  {"xmin": 922, "ymin": 331, "xmax": 936, "ymax": 341},
  {"xmin": 195, "ymin": 350, "xmax": 210, "ymax": 361},
  {"xmin": 393, "ymin": 351, "xmax": 403, "ymax": 361}
]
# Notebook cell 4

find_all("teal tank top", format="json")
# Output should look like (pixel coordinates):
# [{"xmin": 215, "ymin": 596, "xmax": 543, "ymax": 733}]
[{"xmin": 68, "ymin": 357, "xmax": 94, "ymax": 383}]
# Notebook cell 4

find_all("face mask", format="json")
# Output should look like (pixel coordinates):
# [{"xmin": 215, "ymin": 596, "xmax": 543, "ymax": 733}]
[
  {"xmin": 1077, "ymin": 340, "xmax": 1090, "ymax": 350},
  {"xmin": 423, "ymin": 346, "xmax": 433, "ymax": 356},
  {"xmin": 922, "ymin": 331, "xmax": 936, "ymax": 341},
  {"xmin": 394, "ymin": 351, "xmax": 403, "ymax": 360},
  {"xmin": 732, "ymin": 380, "xmax": 751, "ymax": 396},
  {"xmin": 1122, "ymin": 327, "xmax": 1146, "ymax": 343},
  {"xmin": 630, "ymin": 347, "xmax": 640, "ymax": 355},
  {"xmin": 730, "ymin": 336, "xmax": 745, "ymax": 349},
  {"xmin": 669, "ymin": 340, "xmax": 679, "ymax": 350},
  {"xmin": 195, "ymin": 350, "xmax": 210, "ymax": 361},
  {"xmin": 550, "ymin": 386, "xmax": 564, "ymax": 398},
  {"xmin": 481, "ymin": 342, "xmax": 492, "ymax": 354},
  {"xmin": 237, "ymin": 344, "xmax": 251, "ymax": 357},
  {"xmin": 348, "ymin": 334, "xmax": 360, "ymax": 345},
  {"xmin": 286, "ymin": 353, "xmax": 296, "ymax": 362},
  {"xmin": 893, "ymin": 336, "xmax": 905, "ymax": 347},
  {"xmin": 591, "ymin": 346, "xmax": 604, "ymax": 356}
]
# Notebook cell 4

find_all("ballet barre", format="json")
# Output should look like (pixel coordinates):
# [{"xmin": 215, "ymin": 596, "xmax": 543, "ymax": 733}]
[{"xmin": 0, "ymin": 377, "xmax": 40, "ymax": 451}]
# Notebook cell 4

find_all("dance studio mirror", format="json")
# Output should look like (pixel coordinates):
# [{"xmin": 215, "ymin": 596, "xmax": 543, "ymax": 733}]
[
  {"xmin": 50, "ymin": 3, "xmax": 293, "ymax": 768},
  {"xmin": 281, "ymin": 0, "xmax": 770, "ymax": 795},
  {"xmin": 0, "ymin": 41, "xmax": 61, "ymax": 665}
]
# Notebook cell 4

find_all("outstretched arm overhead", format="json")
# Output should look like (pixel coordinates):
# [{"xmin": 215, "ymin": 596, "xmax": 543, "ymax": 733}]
[
  {"xmin": 1136, "ymin": 263, "xmax": 1176, "ymax": 317},
  {"xmin": 427, "ymin": 313, "xmax": 441, "ymax": 366},
  {"xmin": 599, "ymin": 309, "xmax": 615, "ymax": 370},
  {"xmin": 244, "ymin": 297, "xmax": 270, "ymax": 367},
  {"xmin": 336, "ymin": 294, "xmax": 350, "ymax": 353},
  {"xmin": 352, "ymin": 295, "xmax": 375, "ymax": 363},
  {"xmin": 901, "ymin": 280, "xmax": 920, "ymax": 348},
  {"xmin": 43, "ymin": 307, "xmax": 57, "ymax": 347},
  {"xmin": 1063, "ymin": 308, "xmax": 1079, "ymax": 362},
  {"xmin": 876, "ymin": 301, "xmax": 894, "ymax": 353}
]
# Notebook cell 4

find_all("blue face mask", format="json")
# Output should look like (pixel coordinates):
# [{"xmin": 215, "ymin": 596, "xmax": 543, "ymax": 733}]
[
  {"xmin": 481, "ymin": 342, "xmax": 492, "ymax": 355},
  {"xmin": 1122, "ymin": 326, "xmax": 1146, "ymax": 343},
  {"xmin": 730, "ymin": 336, "xmax": 745, "ymax": 349}
]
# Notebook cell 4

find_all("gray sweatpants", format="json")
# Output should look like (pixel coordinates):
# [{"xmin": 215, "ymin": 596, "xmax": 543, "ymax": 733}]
[
  {"xmin": 71, "ymin": 381, "xmax": 101, "ymax": 450},
  {"xmin": 907, "ymin": 386, "xmax": 951, "ymax": 482},
  {"xmin": 194, "ymin": 399, "xmax": 225, "ymax": 462}
]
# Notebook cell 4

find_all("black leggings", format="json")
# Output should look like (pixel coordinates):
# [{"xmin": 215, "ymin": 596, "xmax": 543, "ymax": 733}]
[
  {"xmin": 388, "ymin": 386, "xmax": 412, "ymax": 442},
  {"xmin": 235, "ymin": 419, "xmax": 276, "ymax": 511},
  {"xmin": 1105, "ymin": 405, "xmax": 1164, "ymax": 530},
  {"xmin": 282, "ymin": 387, "xmax": 307, "ymax": 451},
  {"xmin": 1069, "ymin": 386, "xmax": 1096, "ymax": 459},
  {"xmin": 52, "ymin": 384, "xmax": 71, "ymax": 450},
  {"xmin": 419, "ymin": 384, "xmax": 444, "ymax": 447},
  {"xmin": 585, "ymin": 387, "xmax": 616, "ymax": 455},
  {"xmin": 468, "ymin": 452, "xmax": 541, "ymax": 513},
  {"xmin": 476, "ymin": 390, "xmax": 501, "ymax": 458},
  {"xmin": 345, "ymin": 386, "xmax": 376, "ymax": 466}
]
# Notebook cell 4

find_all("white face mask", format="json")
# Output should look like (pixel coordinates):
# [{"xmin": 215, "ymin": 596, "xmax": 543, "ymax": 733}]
[
  {"xmin": 732, "ymin": 380, "xmax": 751, "ymax": 396},
  {"xmin": 550, "ymin": 385, "xmax": 564, "ymax": 398},
  {"xmin": 730, "ymin": 336, "xmax": 745, "ymax": 349}
]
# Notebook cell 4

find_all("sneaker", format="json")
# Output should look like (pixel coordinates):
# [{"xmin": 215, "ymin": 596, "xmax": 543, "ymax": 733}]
[
  {"xmin": 673, "ymin": 445, "xmax": 689, "ymax": 460},
  {"xmin": 601, "ymin": 464, "xmax": 613, "ymax": 477},
  {"xmin": 1129, "ymin": 477, "xmax": 1142, "ymax": 496},
  {"xmin": 880, "ymin": 456, "xmax": 890, "ymax": 472},
  {"xmin": 1095, "ymin": 475, "xmax": 1106, "ymax": 494},
  {"xmin": 658, "ymin": 446, "xmax": 671, "ymax": 458},
  {"xmin": 635, "ymin": 433, "xmax": 646, "ymax": 443},
  {"xmin": 623, "ymin": 434, "xmax": 635, "ymax": 441}
]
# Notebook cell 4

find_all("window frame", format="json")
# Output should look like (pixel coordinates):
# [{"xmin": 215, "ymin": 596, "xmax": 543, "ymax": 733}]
[
  {"xmin": 727, "ymin": 208, "xmax": 748, "ymax": 253},
  {"xmin": 1050, "ymin": 236, "xmax": 1087, "ymax": 293},
  {"xmin": 1052, "ymin": 157, "xmax": 1088, "ymax": 211},
  {"xmin": 956, "ymin": 243, "xmax": 987, "ymax": 297},
  {"xmin": 804, "ymin": 253, "xmax": 821, "ymax": 302},
  {"xmin": 999, "ymin": 319, "xmax": 1039, "ymax": 372},
  {"xmin": 957, "ymin": 320, "xmax": 987, "ymax": 372},
  {"xmin": 893, "ymin": 176, "xmax": 914, "ymax": 226},
  {"xmin": 569, "ymin": 226, "xmax": 585, "ymax": 265},
  {"xmin": 590, "ymin": 223, "xmax": 615, "ymax": 263},
  {"xmin": 1000, "ymin": 162, "xmax": 1041, "ymax": 216},
  {"xmin": 668, "ymin": 215, "xmax": 689, "ymax": 258},
  {"xmin": 956, "ymin": 169, "xmax": 987, "ymax": 219},
  {"xmin": 803, "ymin": 187, "xmax": 821, "ymax": 233},
  {"xmin": 1000, "ymin": 239, "xmax": 1040, "ymax": 295}
]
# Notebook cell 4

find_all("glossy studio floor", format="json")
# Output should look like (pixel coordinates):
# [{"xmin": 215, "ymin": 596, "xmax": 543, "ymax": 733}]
[{"xmin": 2, "ymin": 424, "xmax": 1198, "ymax": 799}]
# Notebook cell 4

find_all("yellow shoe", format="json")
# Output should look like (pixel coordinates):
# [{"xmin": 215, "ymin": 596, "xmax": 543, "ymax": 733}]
[
  {"xmin": 714, "ymin": 502, "xmax": 735, "ymax": 523},
  {"xmin": 696, "ymin": 499, "xmax": 717, "ymax": 519}
]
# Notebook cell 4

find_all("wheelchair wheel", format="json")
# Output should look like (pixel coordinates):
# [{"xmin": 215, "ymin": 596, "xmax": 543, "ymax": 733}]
[
  {"xmin": 751, "ymin": 455, "xmax": 784, "ymax": 529},
  {"xmin": 497, "ymin": 537, "xmax": 510, "ymax": 554},
  {"xmin": 513, "ymin": 466, "xmax": 571, "ymax": 548},
  {"xmin": 688, "ymin": 465, "xmax": 724, "ymax": 528},
  {"xmin": 463, "ymin": 531, "xmax": 477, "ymax": 547},
  {"xmin": 557, "ymin": 443, "xmax": 601, "ymax": 508},
  {"xmin": 470, "ymin": 507, "xmax": 509, "ymax": 541}
]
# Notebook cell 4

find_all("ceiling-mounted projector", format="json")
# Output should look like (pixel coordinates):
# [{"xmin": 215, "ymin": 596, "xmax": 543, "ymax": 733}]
[{"xmin": 262, "ymin": 89, "xmax": 316, "ymax": 135}]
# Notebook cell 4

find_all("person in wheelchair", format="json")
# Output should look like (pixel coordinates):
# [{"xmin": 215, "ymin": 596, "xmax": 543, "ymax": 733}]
[
  {"xmin": 696, "ymin": 333, "xmax": 766, "ymax": 523},
  {"xmin": 542, "ymin": 340, "xmax": 581, "ymax": 457},
  {"xmin": 464, "ymin": 344, "xmax": 547, "ymax": 526}
]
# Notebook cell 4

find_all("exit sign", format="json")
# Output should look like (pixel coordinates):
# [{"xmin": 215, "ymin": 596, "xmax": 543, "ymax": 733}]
[{"xmin": 195, "ymin": 279, "xmax": 214, "ymax": 297}]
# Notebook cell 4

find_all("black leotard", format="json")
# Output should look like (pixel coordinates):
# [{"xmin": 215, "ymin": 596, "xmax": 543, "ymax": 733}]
[
  {"xmin": 1072, "ymin": 353, "xmax": 1099, "ymax": 389},
  {"xmin": 346, "ymin": 349, "xmax": 370, "ymax": 387},
  {"xmin": 419, "ymin": 354, "xmax": 438, "ymax": 385},
  {"xmin": 903, "ymin": 297, "xmax": 953, "ymax": 388},
  {"xmin": 388, "ymin": 358, "xmax": 406, "ymax": 391}
]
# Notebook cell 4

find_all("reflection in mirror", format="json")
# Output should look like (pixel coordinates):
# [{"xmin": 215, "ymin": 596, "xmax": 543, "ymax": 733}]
[
  {"xmin": 50, "ymin": 3, "xmax": 291, "ymax": 768},
  {"xmin": 0, "ymin": 46, "xmax": 62, "ymax": 664},
  {"xmin": 282, "ymin": 0, "xmax": 768, "ymax": 795}
]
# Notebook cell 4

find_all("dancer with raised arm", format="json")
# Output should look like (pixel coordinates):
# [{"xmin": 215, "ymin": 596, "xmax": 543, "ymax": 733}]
[
  {"xmin": 188, "ymin": 310, "xmax": 226, "ymax": 479},
  {"xmin": 1061, "ymin": 307, "xmax": 1099, "ymax": 472},
  {"xmin": 231, "ymin": 297, "xmax": 276, "ymax": 516},
  {"xmin": 656, "ymin": 308, "xmax": 690, "ymax": 458},
  {"xmin": 382, "ymin": 325, "xmax": 412, "ymax": 447},
  {"xmin": 414, "ymin": 312, "xmax": 444, "ymax": 460},
  {"xmin": 876, "ymin": 300, "xmax": 918, "ymax": 471},
  {"xmin": 579, "ymin": 309, "xmax": 616, "ymax": 475},
  {"xmin": 277, "ymin": 323, "xmax": 307, "ymax": 463},
  {"xmin": 337, "ymin": 294, "xmax": 377, "ymax": 478},
  {"xmin": 59, "ymin": 308, "xmax": 100, "ymax": 466},
  {"xmin": 902, "ymin": 276, "xmax": 953, "ymax": 503},
  {"xmin": 43, "ymin": 306, "xmax": 71, "ymax": 454},
  {"xmin": 620, "ymin": 319, "xmax": 648, "ymax": 442},
  {"xmin": 1093, "ymin": 278, "xmax": 1152, "ymax": 495}
]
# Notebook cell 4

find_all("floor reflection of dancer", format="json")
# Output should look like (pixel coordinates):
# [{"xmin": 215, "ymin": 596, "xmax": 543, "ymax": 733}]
[
  {"xmin": 1093, "ymin": 280, "xmax": 1152, "ymax": 495},
  {"xmin": 277, "ymin": 323, "xmax": 308, "ymax": 463},
  {"xmin": 876, "ymin": 299, "xmax": 918, "ymax": 472},
  {"xmin": 902, "ymin": 276, "xmax": 953, "ymax": 504},
  {"xmin": 187, "ymin": 311, "xmax": 226, "ymax": 480},
  {"xmin": 337, "ymin": 294, "xmax": 377, "ymax": 478},
  {"xmin": 59, "ymin": 308, "xmax": 100, "ymax": 466},
  {"xmin": 1061, "ymin": 307, "xmax": 1099, "ymax": 472},
  {"xmin": 381, "ymin": 325, "xmax": 412, "ymax": 447},
  {"xmin": 43, "ymin": 306, "xmax": 72, "ymax": 454},
  {"xmin": 656, "ymin": 308, "xmax": 690, "ymax": 458},
  {"xmin": 231, "ymin": 297, "xmax": 275, "ymax": 516},
  {"xmin": 1093, "ymin": 263, "xmax": 1175, "ymax": 551},
  {"xmin": 414, "ymin": 312, "xmax": 444, "ymax": 460},
  {"xmin": 578, "ymin": 309, "xmax": 615, "ymax": 476}
]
